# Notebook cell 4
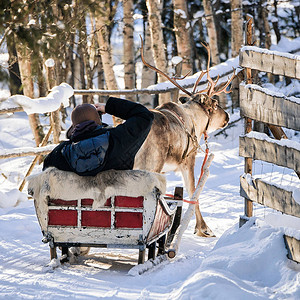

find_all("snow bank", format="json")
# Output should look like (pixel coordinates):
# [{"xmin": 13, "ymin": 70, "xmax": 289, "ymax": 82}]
[
  {"xmin": 0, "ymin": 188, "xmax": 28, "ymax": 208},
  {"xmin": 0, "ymin": 83, "xmax": 73, "ymax": 114}
]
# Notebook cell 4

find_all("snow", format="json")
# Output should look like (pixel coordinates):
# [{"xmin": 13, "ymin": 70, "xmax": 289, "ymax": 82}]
[
  {"xmin": 0, "ymin": 83, "xmax": 73, "ymax": 114},
  {"xmin": 133, "ymin": 14, "xmax": 143, "ymax": 20},
  {"xmin": 241, "ymin": 45, "xmax": 300, "ymax": 61},
  {"xmin": 174, "ymin": 9, "xmax": 187, "ymax": 19},
  {"xmin": 271, "ymin": 37, "xmax": 300, "ymax": 53},
  {"xmin": 44, "ymin": 58, "xmax": 55, "ymax": 68},
  {"xmin": 294, "ymin": 188, "xmax": 300, "ymax": 205},
  {"xmin": 1, "ymin": 107, "xmax": 300, "ymax": 299},
  {"xmin": 1, "ymin": 25, "xmax": 300, "ymax": 299},
  {"xmin": 0, "ymin": 144, "xmax": 57, "ymax": 159},
  {"xmin": 171, "ymin": 56, "xmax": 183, "ymax": 65},
  {"xmin": 146, "ymin": 56, "xmax": 238, "ymax": 92},
  {"xmin": 245, "ymin": 131, "xmax": 300, "ymax": 151},
  {"xmin": 193, "ymin": 11, "xmax": 205, "ymax": 19},
  {"xmin": 241, "ymin": 82, "xmax": 300, "ymax": 104},
  {"xmin": 0, "ymin": 188, "xmax": 28, "ymax": 208}
]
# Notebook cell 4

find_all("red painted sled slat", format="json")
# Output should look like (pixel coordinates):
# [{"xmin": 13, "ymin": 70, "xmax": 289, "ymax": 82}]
[
  {"xmin": 30, "ymin": 170, "xmax": 183, "ymax": 265},
  {"xmin": 81, "ymin": 211, "xmax": 111, "ymax": 228}
]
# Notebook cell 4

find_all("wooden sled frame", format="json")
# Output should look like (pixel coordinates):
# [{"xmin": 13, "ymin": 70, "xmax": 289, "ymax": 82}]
[{"xmin": 40, "ymin": 187, "xmax": 183, "ymax": 265}]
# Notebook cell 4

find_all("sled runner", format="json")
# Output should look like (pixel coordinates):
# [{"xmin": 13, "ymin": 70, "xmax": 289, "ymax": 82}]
[{"xmin": 27, "ymin": 167, "xmax": 183, "ymax": 264}]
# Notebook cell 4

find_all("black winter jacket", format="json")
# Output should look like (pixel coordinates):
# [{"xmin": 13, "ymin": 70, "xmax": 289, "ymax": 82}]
[{"xmin": 43, "ymin": 97, "xmax": 154, "ymax": 176}]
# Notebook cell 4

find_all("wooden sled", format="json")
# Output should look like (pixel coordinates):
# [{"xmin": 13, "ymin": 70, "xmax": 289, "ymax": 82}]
[{"xmin": 28, "ymin": 168, "xmax": 183, "ymax": 265}]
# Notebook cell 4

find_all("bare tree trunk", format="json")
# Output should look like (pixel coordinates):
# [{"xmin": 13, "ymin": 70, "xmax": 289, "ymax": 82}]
[
  {"xmin": 231, "ymin": 0, "xmax": 243, "ymax": 57},
  {"xmin": 77, "ymin": 26, "xmax": 90, "ymax": 104},
  {"xmin": 123, "ymin": 0, "xmax": 135, "ymax": 93},
  {"xmin": 230, "ymin": 0, "xmax": 243, "ymax": 109},
  {"xmin": 262, "ymin": 5, "xmax": 272, "ymax": 49},
  {"xmin": 97, "ymin": 53, "xmax": 105, "ymax": 103},
  {"xmin": 94, "ymin": 1, "xmax": 120, "ymax": 125},
  {"xmin": 257, "ymin": 0, "xmax": 271, "ymax": 49},
  {"xmin": 15, "ymin": 38, "xmax": 44, "ymax": 146},
  {"xmin": 45, "ymin": 62, "xmax": 61, "ymax": 144},
  {"xmin": 94, "ymin": 3, "xmax": 118, "ymax": 91},
  {"xmin": 80, "ymin": 9, "xmax": 94, "ymax": 104},
  {"xmin": 140, "ymin": 22, "xmax": 156, "ymax": 107},
  {"xmin": 173, "ymin": 0, "xmax": 193, "ymax": 76},
  {"xmin": 6, "ymin": 34, "xmax": 22, "ymax": 95},
  {"xmin": 202, "ymin": 0, "xmax": 220, "ymax": 65},
  {"xmin": 272, "ymin": 0, "xmax": 281, "ymax": 43},
  {"xmin": 146, "ymin": 0, "xmax": 169, "ymax": 105}
]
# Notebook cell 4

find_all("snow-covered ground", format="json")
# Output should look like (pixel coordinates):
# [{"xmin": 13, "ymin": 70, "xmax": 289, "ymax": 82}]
[{"xmin": 0, "ymin": 105, "xmax": 300, "ymax": 299}]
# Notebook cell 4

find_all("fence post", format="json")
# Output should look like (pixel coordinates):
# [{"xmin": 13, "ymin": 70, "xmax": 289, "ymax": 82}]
[
  {"xmin": 45, "ymin": 59, "xmax": 61, "ymax": 144},
  {"xmin": 242, "ymin": 14, "xmax": 254, "ymax": 222}
]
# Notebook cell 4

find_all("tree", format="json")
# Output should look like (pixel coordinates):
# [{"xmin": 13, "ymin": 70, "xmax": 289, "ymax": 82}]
[
  {"xmin": 140, "ymin": 22, "xmax": 156, "ymax": 107},
  {"xmin": 94, "ymin": 0, "xmax": 122, "ymax": 124},
  {"xmin": 15, "ymin": 36, "xmax": 44, "ymax": 146},
  {"xmin": 231, "ymin": 0, "xmax": 243, "ymax": 57},
  {"xmin": 123, "ymin": 0, "xmax": 135, "ymax": 91},
  {"xmin": 230, "ymin": 0, "xmax": 244, "ymax": 109},
  {"xmin": 146, "ymin": 0, "xmax": 169, "ymax": 105},
  {"xmin": 202, "ymin": 0, "xmax": 220, "ymax": 65},
  {"xmin": 173, "ymin": 0, "xmax": 193, "ymax": 76},
  {"xmin": 6, "ymin": 34, "xmax": 22, "ymax": 95},
  {"xmin": 257, "ymin": 0, "xmax": 271, "ymax": 49},
  {"xmin": 94, "ymin": 1, "xmax": 118, "ymax": 91},
  {"xmin": 3, "ymin": 0, "xmax": 45, "ymax": 145}
]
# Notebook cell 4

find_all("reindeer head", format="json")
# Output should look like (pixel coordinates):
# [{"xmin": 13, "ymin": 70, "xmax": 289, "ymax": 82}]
[{"xmin": 140, "ymin": 37, "xmax": 234, "ymax": 131}]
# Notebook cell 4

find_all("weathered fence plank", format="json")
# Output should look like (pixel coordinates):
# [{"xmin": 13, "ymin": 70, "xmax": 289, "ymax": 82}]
[
  {"xmin": 239, "ymin": 135, "xmax": 300, "ymax": 171},
  {"xmin": 240, "ymin": 176, "xmax": 300, "ymax": 218},
  {"xmin": 240, "ymin": 46, "xmax": 300, "ymax": 79},
  {"xmin": 284, "ymin": 235, "xmax": 300, "ymax": 263},
  {"xmin": 240, "ymin": 83, "xmax": 300, "ymax": 131}
]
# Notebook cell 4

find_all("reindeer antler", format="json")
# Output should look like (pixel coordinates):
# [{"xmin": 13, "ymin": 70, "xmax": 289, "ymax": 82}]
[
  {"xmin": 140, "ymin": 35, "xmax": 192, "ymax": 97},
  {"xmin": 211, "ymin": 68, "xmax": 236, "ymax": 95},
  {"xmin": 195, "ymin": 42, "xmax": 235, "ymax": 97},
  {"xmin": 140, "ymin": 35, "xmax": 235, "ymax": 100}
]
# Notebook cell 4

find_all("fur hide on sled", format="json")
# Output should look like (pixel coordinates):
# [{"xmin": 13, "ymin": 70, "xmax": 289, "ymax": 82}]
[{"xmin": 27, "ymin": 167, "xmax": 166, "ymax": 231}]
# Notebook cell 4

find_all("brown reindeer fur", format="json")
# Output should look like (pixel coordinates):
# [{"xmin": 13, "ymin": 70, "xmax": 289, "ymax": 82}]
[{"xmin": 134, "ymin": 98, "xmax": 229, "ymax": 237}]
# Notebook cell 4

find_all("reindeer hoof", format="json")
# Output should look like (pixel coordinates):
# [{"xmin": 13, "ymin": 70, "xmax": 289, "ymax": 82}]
[{"xmin": 194, "ymin": 227, "xmax": 216, "ymax": 238}]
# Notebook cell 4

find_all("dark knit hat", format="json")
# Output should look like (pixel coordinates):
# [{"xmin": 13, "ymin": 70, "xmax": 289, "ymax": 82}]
[{"xmin": 71, "ymin": 103, "xmax": 102, "ymax": 126}]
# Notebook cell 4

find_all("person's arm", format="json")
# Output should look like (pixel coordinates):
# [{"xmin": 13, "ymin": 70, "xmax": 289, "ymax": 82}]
[
  {"xmin": 96, "ymin": 97, "xmax": 154, "ymax": 143},
  {"xmin": 95, "ymin": 97, "xmax": 154, "ymax": 135},
  {"xmin": 95, "ymin": 97, "xmax": 152, "ymax": 120}
]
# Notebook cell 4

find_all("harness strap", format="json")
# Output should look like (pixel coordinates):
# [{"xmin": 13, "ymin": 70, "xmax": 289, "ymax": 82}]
[{"xmin": 160, "ymin": 108, "xmax": 200, "ymax": 160}]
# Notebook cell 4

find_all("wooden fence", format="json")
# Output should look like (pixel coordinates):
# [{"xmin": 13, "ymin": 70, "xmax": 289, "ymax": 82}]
[{"xmin": 239, "ymin": 46, "xmax": 300, "ymax": 263}]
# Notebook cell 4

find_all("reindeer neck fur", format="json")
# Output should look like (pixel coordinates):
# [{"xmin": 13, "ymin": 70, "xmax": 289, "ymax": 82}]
[{"xmin": 180, "ymin": 100, "xmax": 210, "ymax": 139}]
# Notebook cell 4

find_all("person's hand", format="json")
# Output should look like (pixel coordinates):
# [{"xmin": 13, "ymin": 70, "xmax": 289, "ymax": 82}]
[{"xmin": 94, "ymin": 103, "xmax": 106, "ymax": 114}]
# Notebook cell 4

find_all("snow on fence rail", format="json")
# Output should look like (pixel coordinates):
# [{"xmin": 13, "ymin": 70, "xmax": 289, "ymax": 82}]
[
  {"xmin": 0, "ymin": 144, "xmax": 57, "ymax": 160},
  {"xmin": 239, "ymin": 46, "xmax": 300, "ymax": 263}
]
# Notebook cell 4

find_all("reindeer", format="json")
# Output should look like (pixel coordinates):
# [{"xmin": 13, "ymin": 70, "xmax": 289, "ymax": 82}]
[{"xmin": 134, "ymin": 38, "xmax": 235, "ymax": 237}]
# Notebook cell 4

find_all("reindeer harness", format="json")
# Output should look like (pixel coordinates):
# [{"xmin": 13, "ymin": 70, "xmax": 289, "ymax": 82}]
[{"xmin": 160, "ymin": 105, "xmax": 210, "ymax": 161}]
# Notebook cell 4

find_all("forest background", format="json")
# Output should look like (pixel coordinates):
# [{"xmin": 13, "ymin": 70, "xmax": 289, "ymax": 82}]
[{"xmin": 0, "ymin": 0, "xmax": 299, "ymax": 145}]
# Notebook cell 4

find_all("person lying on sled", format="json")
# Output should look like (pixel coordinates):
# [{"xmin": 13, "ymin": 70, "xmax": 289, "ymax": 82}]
[{"xmin": 43, "ymin": 97, "xmax": 154, "ymax": 176}]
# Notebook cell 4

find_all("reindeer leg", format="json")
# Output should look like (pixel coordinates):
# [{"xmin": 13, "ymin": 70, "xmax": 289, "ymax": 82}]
[
  {"xmin": 194, "ymin": 204, "xmax": 215, "ymax": 237},
  {"xmin": 180, "ymin": 161, "xmax": 215, "ymax": 238}
]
